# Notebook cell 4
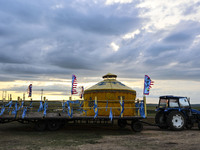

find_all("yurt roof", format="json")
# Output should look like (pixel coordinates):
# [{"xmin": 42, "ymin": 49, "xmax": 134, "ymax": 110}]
[{"xmin": 85, "ymin": 73, "xmax": 135, "ymax": 92}]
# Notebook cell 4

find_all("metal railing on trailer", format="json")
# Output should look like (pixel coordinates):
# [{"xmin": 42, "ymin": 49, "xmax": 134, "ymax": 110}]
[{"xmin": 0, "ymin": 97, "xmax": 147, "ymax": 132}]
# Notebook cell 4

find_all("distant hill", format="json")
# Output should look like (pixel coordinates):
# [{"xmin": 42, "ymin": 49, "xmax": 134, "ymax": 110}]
[
  {"xmin": 147, "ymin": 104, "xmax": 157, "ymax": 107},
  {"xmin": 147, "ymin": 104, "xmax": 200, "ymax": 110},
  {"xmin": 191, "ymin": 104, "xmax": 200, "ymax": 107}
]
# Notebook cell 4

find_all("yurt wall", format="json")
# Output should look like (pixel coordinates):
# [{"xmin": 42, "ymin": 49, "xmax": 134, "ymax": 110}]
[{"xmin": 83, "ymin": 73, "xmax": 137, "ymax": 116}]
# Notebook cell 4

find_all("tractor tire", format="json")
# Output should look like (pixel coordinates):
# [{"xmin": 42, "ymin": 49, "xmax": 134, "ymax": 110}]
[
  {"xmin": 155, "ymin": 111, "xmax": 168, "ymax": 129},
  {"xmin": 34, "ymin": 120, "xmax": 47, "ymax": 131},
  {"xmin": 131, "ymin": 120, "xmax": 143, "ymax": 132},
  {"xmin": 167, "ymin": 111, "xmax": 186, "ymax": 131},
  {"xmin": 118, "ymin": 119, "xmax": 127, "ymax": 128},
  {"xmin": 47, "ymin": 120, "xmax": 61, "ymax": 131}
]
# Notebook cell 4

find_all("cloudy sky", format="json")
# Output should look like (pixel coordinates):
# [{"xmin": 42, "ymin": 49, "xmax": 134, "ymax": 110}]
[{"xmin": 0, "ymin": 0, "xmax": 200, "ymax": 103}]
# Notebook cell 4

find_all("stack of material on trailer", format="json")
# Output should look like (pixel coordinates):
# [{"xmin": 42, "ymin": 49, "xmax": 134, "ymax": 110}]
[{"xmin": 83, "ymin": 73, "xmax": 137, "ymax": 116}]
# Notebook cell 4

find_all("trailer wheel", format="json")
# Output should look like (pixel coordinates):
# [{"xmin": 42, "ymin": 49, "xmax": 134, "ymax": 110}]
[
  {"xmin": 47, "ymin": 120, "xmax": 61, "ymax": 131},
  {"xmin": 34, "ymin": 120, "xmax": 47, "ymax": 131},
  {"xmin": 198, "ymin": 122, "xmax": 200, "ymax": 130},
  {"xmin": 185, "ymin": 122, "xmax": 193, "ymax": 130},
  {"xmin": 131, "ymin": 121, "xmax": 143, "ymax": 132},
  {"xmin": 167, "ymin": 111, "xmax": 185, "ymax": 131},
  {"xmin": 155, "ymin": 111, "xmax": 168, "ymax": 129},
  {"xmin": 118, "ymin": 119, "xmax": 127, "ymax": 128}
]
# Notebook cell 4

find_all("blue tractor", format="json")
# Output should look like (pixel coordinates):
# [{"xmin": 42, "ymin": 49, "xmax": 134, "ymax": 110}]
[{"xmin": 155, "ymin": 95, "xmax": 200, "ymax": 131}]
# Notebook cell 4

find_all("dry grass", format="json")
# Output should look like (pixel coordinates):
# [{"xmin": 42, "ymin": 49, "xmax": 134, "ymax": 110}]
[{"xmin": 0, "ymin": 119, "xmax": 200, "ymax": 150}]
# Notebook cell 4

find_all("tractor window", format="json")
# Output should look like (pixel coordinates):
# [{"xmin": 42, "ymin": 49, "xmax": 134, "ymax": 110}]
[
  {"xmin": 169, "ymin": 99, "xmax": 179, "ymax": 108},
  {"xmin": 179, "ymin": 98, "xmax": 190, "ymax": 107},
  {"xmin": 159, "ymin": 99, "xmax": 168, "ymax": 108}
]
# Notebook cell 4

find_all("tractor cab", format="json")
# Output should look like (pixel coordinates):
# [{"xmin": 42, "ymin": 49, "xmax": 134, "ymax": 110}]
[
  {"xmin": 155, "ymin": 95, "xmax": 198, "ymax": 131},
  {"xmin": 158, "ymin": 95, "xmax": 190, "ymax": 109}
]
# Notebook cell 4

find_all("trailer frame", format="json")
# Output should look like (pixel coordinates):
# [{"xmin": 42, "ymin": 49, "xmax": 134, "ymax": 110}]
[{"xmin": 0, "ymin": 98, "xmax": 146, "ymax": 132}]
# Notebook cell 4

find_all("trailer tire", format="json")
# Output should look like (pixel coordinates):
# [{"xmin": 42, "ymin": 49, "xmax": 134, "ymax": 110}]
[
  {"xmin": 47, "ymin": 120, "xmax": 61, "ymax": 131},
  {"xmin": 118, "ymin": 119, "xmax": 127, "ymax": 128},
  {"xmin": 34, "ymin": 120, "xmax": 47, "ymax": 131},
  {"xmin": 167, "ymin": 111, "xmax": 185, "ymax": 131},
  {"xmin": 0, "ymin": 119, "xmax": 4, "ymax": 123},
  {"xmin": 131, "ymin": 121, "xmax": 143, "ymax": 132},
  {"xmin": 198, "ymin": 122, "xmax": 200, "ymax": 130},
  {"xmin": 155, "ymin": 111, "xmax": 168, "ymax": 129},
  {"xmin": 186, "ymin": 122, "xmax": 193, "ymax": 130}
]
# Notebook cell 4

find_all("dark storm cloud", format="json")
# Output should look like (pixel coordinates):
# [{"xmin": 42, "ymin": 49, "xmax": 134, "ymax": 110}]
[
  {"xmin": 138, "ymin": 21, "xmax": 200, "ymax": 80},
  {"xmin": 48, "ymin": 0, "xmax": 141, "ymax": 35},
  {"xmin": 0, "ymin": 63, "xmax": 70, "ymax": 75},
  {"xmin": 100, "ymin": 20, "xmax": 200, "ymax": 81},
  {"xmin": 0, "ymin": 53, "xmax": 25, "ymax": 64},
  {"xmin": 148, "ymin": 44, "xmax": 180, "ymax": 57},
  {"xmin": 0, "ymin": 75, "xmax": 16, "ymax": 82},
  {"xmin": 53, "ymin": 11, "xmax": 140, "ymax": 35},
  {"xmin": 0, "ymin": 0, "xmax": 142, "ymax": 80},
  {"xmin": 48, "ymin": 53, "xmax": 94, "ymax": 70},
  {"xmin": 164, "ymin": 33, "xmax": 191, "ymax": 43},
  {"xmin": 0, "ymin": 0, "xmax": 46, "ymax": 23},
  {"xmin": 0, "ymin": 0, "xmax": 200, "ymax": 85}
]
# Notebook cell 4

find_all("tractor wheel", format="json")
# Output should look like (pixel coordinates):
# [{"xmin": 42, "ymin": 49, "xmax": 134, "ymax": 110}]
[
  {"xmin": 118, "ymin": 119, "xmax": 127, "ymax": 128},
  {"xmin": 47, "ymin": 120, "xmax": 61, "ymax": 131},
  {"xmin": 167, "ymin": 111, "xmax": 186, "ymax": 131},
  {"xmin": 131, "ymin": 120, "xmax": 143, "ymax": 132},
  {"xmin": 155, "ymin": 111, "xmax": 168, "ymax": 129},
  {"xmin": 34, "ymin": 120, "xmax": 47, "ymax": 131}
]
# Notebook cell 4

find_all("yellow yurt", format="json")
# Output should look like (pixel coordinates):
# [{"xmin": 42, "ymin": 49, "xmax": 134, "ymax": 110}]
[{"xmin": 83, "ymin": 73, "xmax": 136, "ymax": 116}]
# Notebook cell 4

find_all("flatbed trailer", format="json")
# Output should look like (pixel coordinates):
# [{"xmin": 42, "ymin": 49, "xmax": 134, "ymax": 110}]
[{"xmin": 0, "ymin": 98, "xmax": 147, "ymax": 132}]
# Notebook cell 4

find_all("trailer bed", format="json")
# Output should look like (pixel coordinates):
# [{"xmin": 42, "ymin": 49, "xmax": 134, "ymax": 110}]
[{"xmin": 0, "ymin": 99, "xmax": 146, "ymax": 132}]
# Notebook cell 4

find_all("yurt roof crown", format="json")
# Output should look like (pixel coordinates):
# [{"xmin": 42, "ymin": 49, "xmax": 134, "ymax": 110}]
[
  {"xmin": 102, "ymin": 73, "xmax": 117, "ymax": 79},
  {"xmin": 84, "ymin": 73, "xmax": 136, "ymax": 93}
]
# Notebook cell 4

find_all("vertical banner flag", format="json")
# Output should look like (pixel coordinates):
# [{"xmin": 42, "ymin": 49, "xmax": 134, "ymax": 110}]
[
  {"xmin": 71, "ymin": 74, "xmax": 78, "ymax": 95},
  {"xmin": 28, "ymin": 84, "xmax": 32, "ymax": 97},
  {"xmin": 79, "ymin": 86, "xmax": 84, "ymax": 99},
  {"xmin": 143, "ymin": 75, "xmax": 154, "ymax": 95}
]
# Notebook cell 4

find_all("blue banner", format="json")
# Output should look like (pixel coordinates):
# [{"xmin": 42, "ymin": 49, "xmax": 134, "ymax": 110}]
[
  {"xmin": 109, "ymin": 108, "xmax": 113, "ymax": 121},
  {"xmin": 22, "ymin": 107, "xmax": 27, "ymax": 119},
  {"xmin": 66, "ymin": 100, "xmax": 80, "ymax": 118},
  {"xmin": 5, "ymin": 101, "xmax": 12, "ymax": 112},
  {"xmin": 120, "ymin": 100, "xmax": 124, "ymax": 117},
  {"xmin": 0, "ymin": 107, "xmax": 5, "ymax": 116},
  {"xmin": 29, "ymin": 101, "xmax": 33, "ymax": 108},
  {"xmin": 93, "ymin": 102, "xmax": 98, "ymax": 118},
  {"xmin": 11, "ymin": 102, "xmax": 18, "ymax": 116},
  {"xmin": 43, "ymin": 102, "xmax": 48, "ymax": 116},
  {"xmin": 38, "ymin": 101, "xmax": 43, "ymax": 112},
  {"xmin": 18, "ymin": 101, "xmax": 24, "ymax": 110},
  {"xmin": 140, "ymin": 101, "xmax": 145, "ymax": 118}
]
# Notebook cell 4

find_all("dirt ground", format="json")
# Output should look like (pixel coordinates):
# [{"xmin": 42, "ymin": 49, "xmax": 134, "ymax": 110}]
[{"xmin": 0, "ymin": 121, "xmax": 200, "ymax": 150}]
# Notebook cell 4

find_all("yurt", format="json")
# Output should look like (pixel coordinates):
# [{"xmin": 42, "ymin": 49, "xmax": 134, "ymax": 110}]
[{"xmin": 83, "ymin": 73, "xmax": 136, "ymax": 116}]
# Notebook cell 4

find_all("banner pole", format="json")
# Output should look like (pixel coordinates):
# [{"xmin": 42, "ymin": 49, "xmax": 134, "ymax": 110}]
[{"xmin": 143, "ymin": 95, "xmax": 147, "ymax": 117}]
